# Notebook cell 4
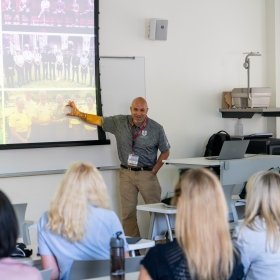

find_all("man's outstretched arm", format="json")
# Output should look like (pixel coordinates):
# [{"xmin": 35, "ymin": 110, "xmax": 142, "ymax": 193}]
[{"xmin": 66, "ymin": 100, "xmax": 103, "ymax": 127}]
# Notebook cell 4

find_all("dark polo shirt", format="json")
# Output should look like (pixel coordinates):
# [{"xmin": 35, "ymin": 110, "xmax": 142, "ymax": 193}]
[{"xmin": 102, "ymin": 115, "xmax": 170, "ymax": 167}]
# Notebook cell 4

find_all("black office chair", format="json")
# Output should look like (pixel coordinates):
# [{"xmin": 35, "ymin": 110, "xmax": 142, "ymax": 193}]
[{"xmin": 69, "ymin": 256, "xmax": 143, "ymax": 280}]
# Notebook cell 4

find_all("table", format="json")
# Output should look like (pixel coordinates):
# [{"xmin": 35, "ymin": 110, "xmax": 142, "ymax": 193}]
[
  {"xmin": 29, "ymin": 240, "xmax": 154, "ymax": 260},
  {"xmin": 137, "ymin": 203, "xmax": 176, "ymax": 241},
  {"xmin": 127, "ymin": 238, "xmax": 155, "ymax": 257},
  {"xmin": 85, "ymin": 271, "xmax": 139, "ymax": 280},
  {"xmin": 163, "ymin": 154, "xmax": 280, "ymax": 222}
]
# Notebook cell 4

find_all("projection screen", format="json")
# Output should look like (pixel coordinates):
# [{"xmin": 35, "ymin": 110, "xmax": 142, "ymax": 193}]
[{"xmin": 0, "ymin": 0, "xmax": 106, "ymax": 149}]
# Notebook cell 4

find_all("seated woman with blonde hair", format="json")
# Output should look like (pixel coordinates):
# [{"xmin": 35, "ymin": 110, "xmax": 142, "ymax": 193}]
[
  {"xmin": 38, "ymin": 162, "xmax": 128, "ymax": 280},
  {"xmin": 233, "ymin": 170, "xmax": 280, "ymax": 280},
  {"xmin": 139, "ymin": 168, "xmax": 244, "ymax": 280}
]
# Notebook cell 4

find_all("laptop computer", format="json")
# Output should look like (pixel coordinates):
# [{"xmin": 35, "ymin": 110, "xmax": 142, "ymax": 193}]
[{"xmin": 206, "ymin": 140, "xmax": 250, "ymax": 160}]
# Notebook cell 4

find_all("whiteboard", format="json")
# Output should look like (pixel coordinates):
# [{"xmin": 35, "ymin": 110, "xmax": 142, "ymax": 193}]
[
  {"xmin": 0, "ymin": 57, "xmax": 146, "ymax": 174},
  {"xmin": 100, "ymin": 56, "xmax": 146, "ymax": 116}
]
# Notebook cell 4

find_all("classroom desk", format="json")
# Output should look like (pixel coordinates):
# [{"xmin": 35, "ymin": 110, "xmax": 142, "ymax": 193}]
[
  {"xmin": 163, "ymin": 154, "xmax": 280, "ymax": 222},
  {"xmin": 137, "ymin": 203, "xmax": 176, "ymax": 241},
  {"xmin": 127, "ymin": 238, "xmax": 155, "ymax": 257},
  {"xmin": 85, "ymin": 271, "xmax": 139, "ymax": 280},
  {"xmin": 29, "ymin": 239, "xmax": 154, "ymax": 260}
]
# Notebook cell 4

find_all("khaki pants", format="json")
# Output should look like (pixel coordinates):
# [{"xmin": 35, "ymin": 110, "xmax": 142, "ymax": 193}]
[{"xmin": 119, "ymin": 169, "xmax": 161, "ymax": 237}]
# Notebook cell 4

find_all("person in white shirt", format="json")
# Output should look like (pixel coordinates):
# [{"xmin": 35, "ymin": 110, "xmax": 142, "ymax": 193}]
[
  {"xmin": 56, "ymin": 51, "xmax": 63, "ymax": 80},
  {"xmin": 23, "ymin": 44, "xmax": 33, "ymax": 83},
  {"xmin": 33, "ymin": 48, "xmax": 42, "ymax": 81},
  {"xmin": 38, "ymin": 0, "xmax": 50, "ymax": 23},
  {"xmin": 14, "ymin": 50, "xmax": 25, "ymax": 86},
  {"xmin": 80, "ymin": 51, "xmax": 89, "ymax": 84}
]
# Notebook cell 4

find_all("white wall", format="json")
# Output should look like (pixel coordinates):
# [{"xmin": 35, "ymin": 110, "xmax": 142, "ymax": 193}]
[
  {"xmin": 0, "ymin": 0, "xmax": 278, "ymax": 239},
  {"xmin": 99, "ymin": 0, "xmax": 277, "ymax": 193}
]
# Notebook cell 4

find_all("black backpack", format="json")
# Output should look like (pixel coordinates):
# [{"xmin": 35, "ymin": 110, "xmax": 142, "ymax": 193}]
[{"xmin": 204, "ymin": 130, "xmax": 231, "ymax": 157}]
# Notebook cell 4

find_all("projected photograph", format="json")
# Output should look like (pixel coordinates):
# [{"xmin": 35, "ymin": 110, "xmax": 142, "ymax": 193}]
[
  {"xmin": 4, "ymin": 90, "xmax": 98, "ymax": 144},
  {"xmin": 3, "ymin": 33, "xmax": 96, "ymax": 88},
  {"xmin": 0, "ymin": 0, "xmax": 102, "ymax": 148},
  {"xmin": 2, "ymin": 0, "xmax": 94, "ymax": 30},
  {"xmin": 0, "ymin": 43, "xmax": 2, "ymax": 88}
]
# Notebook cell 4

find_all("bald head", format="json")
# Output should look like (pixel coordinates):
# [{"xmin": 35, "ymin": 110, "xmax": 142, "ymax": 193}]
[
  {"xmin": 131, "ymin": 97, "xmax": 147, "ymax": 107},
  {"xmin": 130, "ymin": 97, "xmax": 148, "ymax": 126}
]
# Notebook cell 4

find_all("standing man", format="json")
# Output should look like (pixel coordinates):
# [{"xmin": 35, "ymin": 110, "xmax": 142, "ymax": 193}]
[
  {"xmin": 23, "ymin": 44, "xmax": 33, "ymax": 84},
  {"xmin": 14, "ymin": 50, "xmax": 25, "ymax": 87},
  {"xmin": 33, "ymin": 48, "xmax": 42, "ymax": 81},
  {"xmin": 63, "ymin": 47, "xmax": 72, "ymax": 81},
  {"xmin": 71, "ymin": 52, "xmax": 80, "ymax": 83},
  {"xmin": 66, "ymin": 97, "xmax": 170, "ymax": 237},
  {"xmin": 3, "ymin": 48, "xmax": 15, "ymax": 87},
  {"xmin": 48, "ymin": 48, "xmax": 56, "ymax": 80},
  {"xmin": 41, "ymin": 47, "xmax": 49, "ymax": 80}
]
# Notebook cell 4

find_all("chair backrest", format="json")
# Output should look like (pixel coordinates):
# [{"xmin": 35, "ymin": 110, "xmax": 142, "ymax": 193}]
[
  {"xmin": 40, "ymin": 268, "xmax": 52, "ymax": 280},
  {"xmin": 12, "ymin": 203, "xmax": 27, "ymax": 239},
  {"xmin": 125, "ymin": 255, "xmax": 144, "ymax": 273},
  {"xmin": 69, "ymin": 256, "xmax": 143, "ymax": 280}
]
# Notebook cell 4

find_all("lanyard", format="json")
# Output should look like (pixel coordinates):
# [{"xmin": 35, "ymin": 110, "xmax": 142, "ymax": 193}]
[{"xmin": 131, "ymin": 117, "xmax": 148, "ymax": 151}]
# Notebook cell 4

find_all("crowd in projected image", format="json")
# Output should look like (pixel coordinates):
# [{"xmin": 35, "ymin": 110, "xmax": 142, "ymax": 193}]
[{"xmin": 0, "ymin": 0, "xmax": 104, "ymax": 147}]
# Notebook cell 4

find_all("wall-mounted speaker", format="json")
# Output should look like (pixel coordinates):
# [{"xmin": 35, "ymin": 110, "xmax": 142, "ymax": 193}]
[{"xmin": 149, "ymin": 18, "xmax": 168, "ymax": 41}]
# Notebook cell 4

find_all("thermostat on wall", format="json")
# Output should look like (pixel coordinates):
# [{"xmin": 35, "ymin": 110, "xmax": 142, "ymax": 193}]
[{"xmin": 149, "ymin": 18, "xmax": 168, "ymax": 41}]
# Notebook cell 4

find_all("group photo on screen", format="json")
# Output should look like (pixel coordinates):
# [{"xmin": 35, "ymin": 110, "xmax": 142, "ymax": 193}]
[
  {"xmin": 0, "ymin": 0, "xmax": 102, "ymax": 148},
  {"xmin": 3, "ymin": 33, "xmax": 96, "ymax": 88},
  {"xmin": 2, "ymin": 0, "xmax": 94, "ymax": 29},
  {"xmin": 3, "ymin": 90, "xmax": 98, "ymax": 144}
]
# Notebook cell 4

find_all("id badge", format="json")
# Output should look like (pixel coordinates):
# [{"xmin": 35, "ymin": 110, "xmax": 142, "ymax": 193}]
[{"xmin": 128, "ymin": 154, "xmax": 139, "ymax": 167}]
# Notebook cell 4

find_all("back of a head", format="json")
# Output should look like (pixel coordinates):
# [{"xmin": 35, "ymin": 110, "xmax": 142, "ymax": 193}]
[
  {"xmin": 245, "ymin": 171, "xmax": 280, "ymax": 251},
  {"xmin": 174, "ymin": 168, "xmax": 233, "ymax": 280},
  {"xmin": 0, "ymin": 190, "xmax": 18, "ymax": 258},
  {"xmin": 54, "ymin": 162, "xmax": 110, "ymax": 208},
  {"xmin": 48, "ymin": 162, "xmax": 110, "ymax": 241},
  {"xmin": 174, "ymin": 168, "xmax": 229, "ymax": 236}
]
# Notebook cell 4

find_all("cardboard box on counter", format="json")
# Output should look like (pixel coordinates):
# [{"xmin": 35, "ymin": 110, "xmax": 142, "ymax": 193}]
[{"xmin": 222, "ymin": 92, "xmax": 232, "ymax": 109}]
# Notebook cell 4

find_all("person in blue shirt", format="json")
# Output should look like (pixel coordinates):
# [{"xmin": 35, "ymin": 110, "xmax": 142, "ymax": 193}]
[
  {"xmin": 38, "ymin": 161, "xmax": 128, "ymax": 280},
  {"xmin": 233, "ymin": 170, "xmax": 280, "ymax": 280}
]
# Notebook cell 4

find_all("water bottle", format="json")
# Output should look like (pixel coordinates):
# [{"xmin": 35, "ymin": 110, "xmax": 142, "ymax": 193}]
[{"xmin": 110, "ymin": 231, "xmax": 125, "ymax": 280}]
